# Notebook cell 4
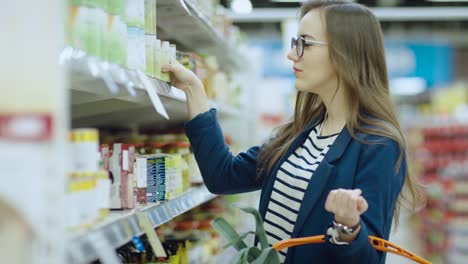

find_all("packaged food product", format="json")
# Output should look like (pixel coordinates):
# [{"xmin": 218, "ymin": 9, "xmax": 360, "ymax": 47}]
[
  {"xmin": 136, "ymin": 154, "xmax": 182, "ymax": 202},
  {"xmin": 67, "ymin": 3, "xmax": 89, "ymax": 52},
  {"xmin": 176, "ymin": 51, "xmax": 196, "ymax": 72},
  {"xmin": 135, "ymin": 157, "xmax": 148, "ymax": 205},
  {"xmin": 108, "ymin": 143, "xmax": 135, "ymax": 209},
  {"xmin": 121, "ymin": 134, "xmax": 148, "ymax": 154},
  {"xmin": 153, "ymin": 39, "xmax": 162, "ymax": 80},
  {"xmin": 106, "ymin": 0, "xmax": 127, "ymax": 65},
  {"xmin": 95, "ymin": 0, "xmax": 108, "ymax": 59},
  {"xmin": 170, "ymin": 44, "xmax": 177, "ymax": 62},
  {"xmin": 66, "ymin": 173, "xmax": 80, "ymax": 229},
  {"xmin": 124, "ymin": 0, "xmax": 144, "ymax": 28},
  {"xmin": 160, "ymin": 41, "xmax": 171, "ymax": 82},
  {"xmin": 148, "ymin": 142, "xmax": 166, "ymax": 154},
  {"xmin": 166, "ymin": 142, "xmax": 190, "ymax": 192},
  {"xmin": 127, "ymin": 26, "xmax": 140, "ymax": 69},
  {"xmin": 126, "ymin": 26, "xmax": 145, "ymax": 70},
  {"xmin": 86, "ymin": 1, "xmax": 101, "ymax": 57},
  {"xmin": 145, "ymin": 35, "xmax": 155, "ymax": 76},
  {"xmin": 96, "ymin": 170, "xmax": 111, "ymax": 219},
  {"xmin": 70, "ymin": 128, "xmax": 100, "ymax": 172},
  {"xmin": 144, "ymin": 0, "xmax": 157, "ymax": 35},
  {"xmin": 82, "ymin": 171, "xmax": 99, "ymax": 225}
]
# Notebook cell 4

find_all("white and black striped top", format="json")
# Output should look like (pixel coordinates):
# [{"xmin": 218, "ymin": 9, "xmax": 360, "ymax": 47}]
[{"xmin": 264, "ymin": 123, "xmax": 339, "ymax": 263}]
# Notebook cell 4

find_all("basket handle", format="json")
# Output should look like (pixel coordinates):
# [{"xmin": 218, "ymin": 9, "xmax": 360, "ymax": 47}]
[{"xmin": 272, "ymin": 235, "xmax": 430, "ymax": 264}]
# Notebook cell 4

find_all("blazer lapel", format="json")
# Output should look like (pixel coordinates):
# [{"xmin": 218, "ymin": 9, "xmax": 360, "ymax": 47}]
[{"xmin": 291, "ymin": 127, "xmax": 352, "ymax": 237}]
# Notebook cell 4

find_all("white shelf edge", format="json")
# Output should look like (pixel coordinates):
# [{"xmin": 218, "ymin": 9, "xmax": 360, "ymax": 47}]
[
  {"xmin": 68, "ymin": 56, "xmax": 181, "ymax": 103},
  {"xmin": 68, "ymin": 55, "xmax": 241, "ymax": 123},
  {"xmin": 67, "ymin": 185, "xmax": 216, "ymax": 264}
]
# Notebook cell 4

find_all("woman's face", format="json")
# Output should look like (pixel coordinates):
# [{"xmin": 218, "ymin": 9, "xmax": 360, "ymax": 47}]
[{"xmin": 287, "ymin": 9, "xmax": 336, "ymax": 95}]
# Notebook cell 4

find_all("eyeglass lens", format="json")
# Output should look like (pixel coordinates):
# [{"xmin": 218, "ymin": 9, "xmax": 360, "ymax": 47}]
[{"xmin": 291, "ymin": 37, "xmax": 303, "ymax": 57}]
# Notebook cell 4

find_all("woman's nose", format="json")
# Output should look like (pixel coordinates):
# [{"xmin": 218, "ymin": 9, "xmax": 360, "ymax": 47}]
[{"xmin": 287, "ymin": 47, "xmax": 299, "ymax": 62}]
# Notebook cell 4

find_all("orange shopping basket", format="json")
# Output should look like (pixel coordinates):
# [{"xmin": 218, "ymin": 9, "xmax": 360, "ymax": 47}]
[{"xmin": 273, "ymin": 235, "xmax": 431, "ymax": 264}]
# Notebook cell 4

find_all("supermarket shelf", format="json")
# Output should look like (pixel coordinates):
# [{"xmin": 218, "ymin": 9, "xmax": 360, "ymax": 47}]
[
  {"xmin": 67, "ymin": 55, "xmax": 240, "ymax": 128},
  {"xmin": 156, "ymin": 0, "xmax": 244, "ymax": 72},
  {"xmin": 67, "ymin": 185, "xmax": 217, "ymax": 264}
]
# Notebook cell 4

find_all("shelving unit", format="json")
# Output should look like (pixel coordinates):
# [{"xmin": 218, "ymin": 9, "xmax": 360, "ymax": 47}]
[
  {"xmin": 413, "ymin": 124, "xmax": 468, "ymax": 263},
  {"xmin": 67, "ymin": 185, "xmax": 216, "ymax": 264},
  {"xmin": 62, "ymin": 0, "xmax": 247, "ymax": 261},
  {"xmin": 156, "ymin": 0, "xmax": 244, "ymax": 72},
  {"xmin": 68, "ymin": 55, "xmax": 240, "ymax": 128}
]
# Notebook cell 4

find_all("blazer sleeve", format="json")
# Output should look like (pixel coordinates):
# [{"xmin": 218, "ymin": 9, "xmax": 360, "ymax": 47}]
[
  {"xmin": 184, "ymin": 109, "xmax": 264, "ymax": 195},
  {"xmin": 325, "ymin": 137, "xmax": 406, "ymax": 263}
]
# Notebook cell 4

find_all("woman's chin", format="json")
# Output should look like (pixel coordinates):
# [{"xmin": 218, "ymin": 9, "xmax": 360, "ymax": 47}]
[
  {"xmin": 294, "ymin": 80, "xmax": 308, "ymax": 92},
  {"xmin": 295, "ymin": 84, "xmax": 320, "ymax": 95}
]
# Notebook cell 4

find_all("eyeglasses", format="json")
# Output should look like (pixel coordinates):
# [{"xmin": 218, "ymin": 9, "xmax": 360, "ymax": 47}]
[{"xmin": 291, "ymin": 36, "xmax": 328, "ymax": 58}]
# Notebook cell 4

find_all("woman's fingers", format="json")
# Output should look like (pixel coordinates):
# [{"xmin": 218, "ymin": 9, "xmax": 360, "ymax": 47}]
[
  {"xmin": 357, "ymin": 196, "xmax": 368, "ymax": 214},
  {"xmin": 325, "ymin": 189, "xmax": 369, "ymax": 227},
  {"xmin": 325, "ymin": 190, "xmax": 337, "ymax": 213}
]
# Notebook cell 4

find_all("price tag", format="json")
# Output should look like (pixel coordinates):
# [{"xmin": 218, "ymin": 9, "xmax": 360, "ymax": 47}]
[
  {"xmin": 88, "ymin": 231, "xmax": 121, "ymax": 264},
  {"xmin": 98, "ymin": 62, "xmax": 119, "ymax": 94},
  {"xmin": 72, "ymin": 49, "xmax": 86, "ymax": 60},
  {"xmin": 136, "ymin": 70, "xmax": 169, "ymax": 119},
  {"xmin": 59, "ymin": 47, "xmax": 73, "ymax": 65},
  {"xmin": 122, "ymin": 150, "xmax": 129, "ymax": 171},
  {"xmin": 180, "ymin": 0, "xmax": 192, "ymax": 16},
  {"xmin": 170, "ymin": 86, "xmax": 186, "ymax": 100},
  {"xmin": 123, "ymin": 74, "xmax": 137, "ymax": 97},
  {"xmin": 136, "ymin": 212, "xmax": 167, "ymax": 258},
  {"xmin": 87, "ymin": 59, "xmax": 100, "ymax": 77}
]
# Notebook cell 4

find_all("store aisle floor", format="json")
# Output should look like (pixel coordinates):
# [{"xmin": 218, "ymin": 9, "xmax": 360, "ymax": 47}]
[{"xmin": 387, "ymin": 210, "xmax": 421, "ymax": 264}]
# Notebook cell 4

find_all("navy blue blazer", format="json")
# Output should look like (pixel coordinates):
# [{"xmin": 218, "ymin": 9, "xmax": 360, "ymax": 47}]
[{"xmin": 185, "ymin": 109, "xmax": 405, "ymax": 264}]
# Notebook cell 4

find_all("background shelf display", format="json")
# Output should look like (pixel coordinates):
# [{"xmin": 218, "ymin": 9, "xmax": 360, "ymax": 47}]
[
  {"xmin": 68, "ymin": 56, "xmax": 240, "ymax": 128},
  {"xmin": 67, "ymin": 185, "xmax": 216, "ymax": 264}
]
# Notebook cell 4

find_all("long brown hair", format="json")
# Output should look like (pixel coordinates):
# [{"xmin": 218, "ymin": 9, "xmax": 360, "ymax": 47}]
[{"xmin": 257, "ymin": 0, "xmax": 424, "ymax": 226}]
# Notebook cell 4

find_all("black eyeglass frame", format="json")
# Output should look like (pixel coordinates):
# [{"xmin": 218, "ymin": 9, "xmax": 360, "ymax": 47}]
[{"xmin": 291, "ymin": 36, "xmax": 328, "ymax": 57}]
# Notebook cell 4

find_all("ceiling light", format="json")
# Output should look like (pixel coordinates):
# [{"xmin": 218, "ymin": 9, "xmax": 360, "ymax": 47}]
[{"xmin": 231, "ymin": 0, "xmax": 253, "ymax": 14}]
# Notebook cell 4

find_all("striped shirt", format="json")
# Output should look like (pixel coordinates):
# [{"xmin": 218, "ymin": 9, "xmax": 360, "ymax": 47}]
[{"xmin": 264, "ymin": 123, "xmax": 339, "ymax": 263}]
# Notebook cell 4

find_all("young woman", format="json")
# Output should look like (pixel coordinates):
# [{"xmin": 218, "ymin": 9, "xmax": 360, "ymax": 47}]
[{"xmin": 162, "ymin": 1, "xmax": 422, "ymax": 263}]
